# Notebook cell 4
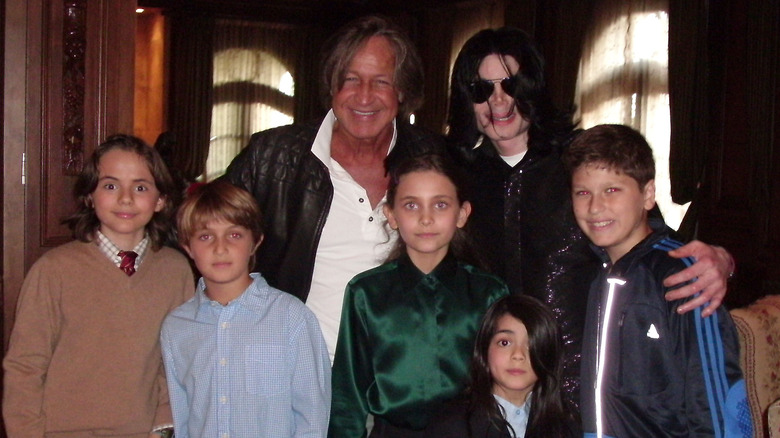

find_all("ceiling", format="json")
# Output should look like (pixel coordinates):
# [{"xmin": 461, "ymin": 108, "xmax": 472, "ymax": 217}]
[{"xmin": 138, "ymin": 0, "xmax": 467, "ymax": 24}]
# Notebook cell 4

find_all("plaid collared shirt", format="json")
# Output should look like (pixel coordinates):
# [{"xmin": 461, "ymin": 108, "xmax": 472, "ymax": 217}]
[{"xmin": 95, "ymin": 230, "xmax": 150, "ymax": 271}]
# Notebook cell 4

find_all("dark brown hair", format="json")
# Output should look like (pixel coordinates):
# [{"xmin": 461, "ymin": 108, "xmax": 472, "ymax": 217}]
[
  {"xmin": 563, "ymin": 124, "xmax": 656, "ymax": 188},
  {"xmin": 320, "ymin": 15, "xmax": 424, "ymax": 119},
  {"xmin": 62, "ymin": 134, "xmax": 179, "ymax": 250},
  {"xmin": 385, "ymin": 152, "xmax": 484, "ymax": 268}
]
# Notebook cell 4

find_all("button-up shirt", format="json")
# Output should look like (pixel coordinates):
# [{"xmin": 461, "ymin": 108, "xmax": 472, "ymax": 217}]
[
  {"xmin": 495, "ymin": 394, "xmax": 531, "ymax": 438},
  {"xmin": 160, "ymin": 273, "xmax": 331, "ymax": 438},
  {"xmin": 95, "ymin": 230, "xmax": 149, "ymax": 270},
  {"xmin": 307, "ymin": 109, "xmax": 398, "ymax": 362}
]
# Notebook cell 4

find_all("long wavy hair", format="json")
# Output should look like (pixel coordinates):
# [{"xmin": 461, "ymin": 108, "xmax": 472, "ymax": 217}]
[
  {"xmin": 447, "ymin": 27, "xmax": 576, "ymax": 158},
  {"xmin": 469, "ymin": 294, "xmax": 579, "ymax": 438},
  {"xmin": 62, "ymin": 134, "xmax": 179, "ymax": 250},
  {"xmin": 320, "ymin": 14, "xmax": 424, "ymax": 119}
]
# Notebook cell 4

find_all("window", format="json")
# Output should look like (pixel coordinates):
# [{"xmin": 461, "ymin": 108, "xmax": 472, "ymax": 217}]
[
  {"xmin": 205, "ymin": 21, "xmax": 300, "ymax": 180},
  {"xmin": 575, "ymin": 3, "xmax": 689, "ymax": 229}
]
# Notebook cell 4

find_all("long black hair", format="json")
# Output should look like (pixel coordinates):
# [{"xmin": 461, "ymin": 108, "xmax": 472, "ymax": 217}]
[
  {"xmin": 469, "ymin": 294, "xmax": 580, "ymax": 438},
  {"xmin": 448, "ymin": 27, "xmax": 576, "ymax": 157}
]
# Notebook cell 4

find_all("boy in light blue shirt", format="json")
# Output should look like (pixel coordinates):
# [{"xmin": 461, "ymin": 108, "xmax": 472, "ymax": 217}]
[{"xmin": 161, "ymin": 180, "xmax": 331, "ymax": 437}]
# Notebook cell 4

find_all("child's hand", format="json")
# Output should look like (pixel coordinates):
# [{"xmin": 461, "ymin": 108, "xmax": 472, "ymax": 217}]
[{"xmin": 664, "ymin": 241, "xmax": 734, "ymax": 317}]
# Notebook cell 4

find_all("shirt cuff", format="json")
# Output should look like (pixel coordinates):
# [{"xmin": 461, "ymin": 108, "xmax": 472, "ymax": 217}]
[{"xmin": 151, "ymin": 424, "xmax": 174, "ymax": 437}]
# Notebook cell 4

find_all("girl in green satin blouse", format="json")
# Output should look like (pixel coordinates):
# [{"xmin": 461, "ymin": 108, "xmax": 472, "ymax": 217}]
[{"xmin": 328, "ymin": 152, "xmax": 510, "ymax": 438}]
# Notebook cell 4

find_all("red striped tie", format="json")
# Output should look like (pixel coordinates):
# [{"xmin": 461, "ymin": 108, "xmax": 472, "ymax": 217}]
[{"xmin": 118, "ymin": 251, "xmax": 138, "ymax": 276}]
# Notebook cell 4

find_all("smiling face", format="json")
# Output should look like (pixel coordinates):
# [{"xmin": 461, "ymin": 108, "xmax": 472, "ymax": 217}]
[
  {"xmin": 91, "ymin": 148, "xmax": 164, "ymax": 250},
  {"xmin": 474, "ymin": 54, "xmax": 531, "ymax": 156},
  {"xmin": 488, "ymin": 314, "xmax": 538, "ymax": 406},
  {"xmin": 331, "ymin": 36, "xmax": 399, "ymax": 146},
  {"xmin": 184, "ymin": 218, "xmax": 262, "ymax": 300},
  {"xmin": 383, "ymin": 170, "xmax": 471, "ymax": 274},
  {"xmin": 571, "ymin": 164, "xmax": 656, "ymax": 263}
]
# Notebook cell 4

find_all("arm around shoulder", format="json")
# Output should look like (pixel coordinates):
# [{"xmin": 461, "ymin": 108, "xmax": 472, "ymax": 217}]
[{"xmin": 665, "ymin": 241, "xmax": 734, "ymax": 317}]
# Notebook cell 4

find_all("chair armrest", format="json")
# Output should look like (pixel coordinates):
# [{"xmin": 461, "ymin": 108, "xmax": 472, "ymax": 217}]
[{"xmin": 769, "ymin": 398, "xmax": 780, "ymax": 438}]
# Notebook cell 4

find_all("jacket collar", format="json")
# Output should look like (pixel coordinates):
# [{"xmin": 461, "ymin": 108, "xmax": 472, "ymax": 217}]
[
  {"xmin": 591, "ymin": 216, "xmax": 670, "ymax": 270},
  {"xmin": 312, "ymin": 110, "xmax": 398, "ymax": 167}
]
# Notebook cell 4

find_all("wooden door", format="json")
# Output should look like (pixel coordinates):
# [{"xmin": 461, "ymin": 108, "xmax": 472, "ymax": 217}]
[{"xmin": 2, "ymin": 0, "xmax": 137, "ymax": 349}]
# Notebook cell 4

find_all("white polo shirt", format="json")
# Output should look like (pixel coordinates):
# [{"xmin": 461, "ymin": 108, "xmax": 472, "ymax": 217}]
[{"xmin": 307, "ymin": 110, "xmax": 398, "ymax": 362}]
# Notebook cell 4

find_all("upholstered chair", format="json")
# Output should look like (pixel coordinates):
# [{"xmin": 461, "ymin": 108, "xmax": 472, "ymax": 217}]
[
  {"xmin": 768, "ymin": 398, "xmax": 780, "ymax": 437},
  {"xmin": 730, "ymin": 295, "xmax": 780, "ymax": 437}
]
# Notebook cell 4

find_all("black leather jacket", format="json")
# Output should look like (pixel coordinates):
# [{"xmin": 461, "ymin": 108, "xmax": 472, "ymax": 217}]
[
  {"xmin": 223, "ymin": 118, "xmax": 445, "ymax": 303},
  {"xmin": 455, "ymin": 136, "xmax": 599, "ymax": 410}
]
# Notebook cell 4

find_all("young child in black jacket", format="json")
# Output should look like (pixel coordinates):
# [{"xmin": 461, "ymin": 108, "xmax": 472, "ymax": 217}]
[{"xmin": 426, "ymin": 295, "xmax": 580, "ymax": 438}]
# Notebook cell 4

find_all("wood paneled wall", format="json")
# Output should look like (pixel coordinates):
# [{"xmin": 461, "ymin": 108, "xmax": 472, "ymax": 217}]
[
  {"xmin": 3, "ymin": 0, "xmax": 138, "ymax": 349},
  {"xmin": 134, "ymin": 8, "xmax": 167, "ymax": 146}
]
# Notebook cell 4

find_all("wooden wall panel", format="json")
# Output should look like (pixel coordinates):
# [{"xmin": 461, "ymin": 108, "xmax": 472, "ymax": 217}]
[
  {"xmin": 26, "ymin": 0, "xmax": 136, "ymax": 268},
  {"xmin": 4, "ymin": 0, "xmax": 44, "ymax": 351},
  {"xmin": 3, "ymin": 0, "xmax": 138, "ymax": 351},
  {"xmin": 38, "ymin": 0, "xmax": 80, "ymax": 256},
  {"xmin": 134, "ymin": 9, "xmax": 167, "ymax": 145}
]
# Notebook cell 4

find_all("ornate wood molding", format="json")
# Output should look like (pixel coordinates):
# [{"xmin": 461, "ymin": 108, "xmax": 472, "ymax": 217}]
[{"xmin": 62, "ymin": 0, "xmax": 86, "ymax": 175}]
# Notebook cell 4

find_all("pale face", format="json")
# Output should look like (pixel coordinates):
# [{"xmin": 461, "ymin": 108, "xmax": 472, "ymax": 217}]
[
  {"xmin": 474, "ymin": 54, "xmax": 531, "ymax": 156},
  {"xmin": 91, "ymin": 149, "xmax": 164, "ymax": 250},
  {"xmin": 384, "ymin": 170, "xmax": 471, "ymax": 274},
  {"xmin": 331, "ymin": 36, "xmax": 399, "ymax": 146},
  {"xmin": 488, "ymin": 314, "xmax": 538, "ymax": 406},
  {"xmin": 571, "ymin": 164, "xmax": 656, "ymax": 263},
  {"xmin": 184, "ymin": 219, "xmax": 261, "ymax": 297}
]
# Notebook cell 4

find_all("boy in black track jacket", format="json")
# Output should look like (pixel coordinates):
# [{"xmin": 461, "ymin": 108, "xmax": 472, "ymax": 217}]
[{"xmin": 563, "ymin": 124, "xmax": 752, "ymax": 438}]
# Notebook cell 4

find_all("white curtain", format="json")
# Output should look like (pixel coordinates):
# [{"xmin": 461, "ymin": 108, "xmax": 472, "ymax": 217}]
[
  {"xmin": 574, "ymin": 0, "xmax": 689, "ymax": 230},
  {"xmin": 206, "ymin": 20, "xmax": 301, "ymax": 180}
]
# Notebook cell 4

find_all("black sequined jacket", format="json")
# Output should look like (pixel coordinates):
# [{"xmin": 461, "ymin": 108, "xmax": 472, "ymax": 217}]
[{"xmin": 453, "ymin": 135, "xmax": 598, "ymax": 409}]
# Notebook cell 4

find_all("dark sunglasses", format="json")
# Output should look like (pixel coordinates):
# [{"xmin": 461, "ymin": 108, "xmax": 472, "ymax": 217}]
[{"xmin": 467, "ymin": 76, "xmax": 518, "ymax": 104}]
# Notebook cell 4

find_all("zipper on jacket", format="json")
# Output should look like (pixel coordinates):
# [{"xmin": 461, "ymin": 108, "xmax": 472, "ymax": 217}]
[{"xmin": 595, "ymin": 277, "xmax": 626, "ymax": 438}]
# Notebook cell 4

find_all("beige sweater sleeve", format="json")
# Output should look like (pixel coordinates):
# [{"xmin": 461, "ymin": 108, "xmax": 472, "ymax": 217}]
[{"xmin": 3, "ymin": 254, "xmax": 62, "ymax": 437}]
